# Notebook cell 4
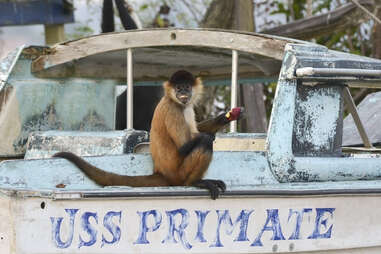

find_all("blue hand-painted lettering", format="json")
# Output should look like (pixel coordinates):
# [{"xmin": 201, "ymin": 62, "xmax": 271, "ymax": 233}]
[
  {"xmin": 251, "ymin": 209, "xmax": 285, "ymax": 246},
  {"xmin": 134, "ymin": 210, "xmax": 162, "ymax": 244},
  {"xmin": 102, "ymin": 211, "xmax": 122, "ymax": 247},
  {"xmin": 49, "ymin": 207, "xmax": 335, "ymax": 250},
  {"xmin": 288, "ymin": 208, "xmax": 313, "ymax": 240},
  {"xmin": 194, "ymin": 210, "xmax": 210, "ymax": 243},
  {"xmin": 162, "ymin": 209, "xmax": 192, "ymax": 250},
  {"xmin": 308, "ymin": 208, "xmax": 335, "ymax": 239},
  {"xmin": 210, "ymin": 209, "xmax": 254, "ymax": 247},
  {"xmin": 78, "ymin": 212, "xmax": 98, "ymax": 249},
  {"xmin": 50, "ymin": 209, "xmax": 78, "ymax": 249}
]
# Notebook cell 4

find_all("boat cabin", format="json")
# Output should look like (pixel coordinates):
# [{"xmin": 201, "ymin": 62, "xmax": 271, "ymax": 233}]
[{"xmin": 1, "ymin": 29, "xmax": 381, "ymax": 253}]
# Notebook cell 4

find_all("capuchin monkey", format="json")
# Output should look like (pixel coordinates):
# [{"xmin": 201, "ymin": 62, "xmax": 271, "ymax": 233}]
[{"xmin": 54, "ymin": 70, "xmax": 243, "ymax": 199}]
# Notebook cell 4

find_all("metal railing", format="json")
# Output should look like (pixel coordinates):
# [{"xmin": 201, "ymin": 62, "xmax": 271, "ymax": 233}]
[{"xmin": 126, "ymin": 48, "xmax": 240, "ymax": 133}]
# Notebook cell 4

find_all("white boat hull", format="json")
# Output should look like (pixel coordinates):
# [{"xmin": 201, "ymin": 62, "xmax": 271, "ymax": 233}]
[{"xmin": 1, "ymin": 193, "xmax": 381, "ymax": 254}]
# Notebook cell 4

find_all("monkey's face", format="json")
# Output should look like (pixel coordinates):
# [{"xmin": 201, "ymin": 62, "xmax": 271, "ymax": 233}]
[
  {"xmin": 174, "ymin": 83, "xmax": 193, "ymax": 105},
  {"xmin": 164, "ymin": 70, "xmax": 203, "ymax": 107}
]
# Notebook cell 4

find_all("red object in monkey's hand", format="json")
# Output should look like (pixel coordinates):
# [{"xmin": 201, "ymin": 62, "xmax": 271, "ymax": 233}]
[{"xmin": 225, "ymin": 107, "xmax": 244, "ymax": 121}]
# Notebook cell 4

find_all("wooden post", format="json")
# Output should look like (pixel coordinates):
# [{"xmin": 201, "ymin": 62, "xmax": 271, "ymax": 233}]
[
  {"xmin": 234, "ymin": 0, "xmax": 268, "ymax": 132},
  {"xmin": 44, "ymin": 24, "xmax": 65, "ymax": 45}
]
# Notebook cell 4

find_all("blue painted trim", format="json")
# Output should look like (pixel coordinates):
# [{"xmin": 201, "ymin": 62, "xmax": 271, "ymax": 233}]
[{"xmin": 0, "ymin": 0, "xmax": 74, "ymax": 26}]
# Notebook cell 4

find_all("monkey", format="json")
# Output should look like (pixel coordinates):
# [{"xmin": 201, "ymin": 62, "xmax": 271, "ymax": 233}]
[{"xmin": 54, "ymin": 70, "xmax": 243, "ymax": 199}]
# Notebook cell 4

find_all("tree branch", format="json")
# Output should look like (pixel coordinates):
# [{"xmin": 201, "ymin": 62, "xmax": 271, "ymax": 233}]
[{"xmin": 261, "ymin": 0, "xmax": 374, "ymax": 40}]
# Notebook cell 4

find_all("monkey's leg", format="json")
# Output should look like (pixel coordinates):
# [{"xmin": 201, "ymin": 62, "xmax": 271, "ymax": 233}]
[
  {"xmin": 158, "ymin": 144, "xmax": 213, "ymax": 187},
  {"xmin": 197, "ymin": 107, "xmax": 244, "ymax": 134},
  {"xmin": 179, "ymin": 139, "xmax": 226, "ymax": 200}
]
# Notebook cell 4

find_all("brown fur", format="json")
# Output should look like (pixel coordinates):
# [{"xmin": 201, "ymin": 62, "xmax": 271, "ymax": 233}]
[
  {"xmin": 150, "ymin": 79, "xmax": 211, "ymax": 186},
  {"xmin": 54, "ymin": 72, "xmax": 232, "ymax": 190}
]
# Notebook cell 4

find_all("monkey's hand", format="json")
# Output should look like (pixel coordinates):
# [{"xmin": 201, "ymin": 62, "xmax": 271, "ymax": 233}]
[
  {"xmin": 225, "ymin": 107, "xmax": 244, "ymax": 122},
  {"xmin": 192, "ymin": 179, "xmax": 226, "ymax": 200}
]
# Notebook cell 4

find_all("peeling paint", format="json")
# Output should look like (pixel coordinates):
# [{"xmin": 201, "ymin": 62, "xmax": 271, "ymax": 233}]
[
  {"xmin": 292, "ymin": 84, "xmax": 343, "ymax": 156},
  {"xmin": 0, "ymin": 46, "xmax": 24, "ymax": 91},
  {"xmin": 0, "ymin": 86, "xmax": 22, "ymax": 156},
  {"xmin": 267, "ymin": 43, "xmax": 381, "ymax": 183},
  {"xmin": 25, "ymin": 130, "xmax": 149, "ymax": 159},
  {"xmin": 0, "ymin": 56, "xmax": 118, "ymax": 156}
]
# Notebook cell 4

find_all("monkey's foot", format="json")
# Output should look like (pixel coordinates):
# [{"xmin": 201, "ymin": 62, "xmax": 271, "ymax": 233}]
[{"xmin": 192, "ymin": 179, "xmax": 226, "ymax": 200}]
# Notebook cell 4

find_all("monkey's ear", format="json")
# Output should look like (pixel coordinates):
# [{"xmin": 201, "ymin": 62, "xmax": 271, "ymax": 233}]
[
  {"xmin": 195, "ymin": 77, "xmax": 203, "ymax": 87},
  {"xmin": 163, "ymin": 81, "xmax": 170, "ymax": 89},
  {"xmin": 163, "ymin": 81, "xmax": 179, "ymax": 103},
  {"xmin": 163, "ymin": 81, "xmax": 172, "ymax": 94},
  {"xmin": 191, "ymin": 77, "xmax": 204, "ymax": 105}
]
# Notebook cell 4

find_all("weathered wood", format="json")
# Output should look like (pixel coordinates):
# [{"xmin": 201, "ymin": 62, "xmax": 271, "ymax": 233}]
[
  {"xmin": 240, "ymin": 84, "xmax": 268, "ymax": 132},
  {"xmin": 32, "ymin": 29, "xmax": 291, "ymax": 73},
  {"xmin": 34, "ymin": 60, "xmax": 269, "ymax": 80},
  {"xmin": 133, "ymin": 134, "xmax": 267, "ymax": 153},
  {"xmin": 262, "ymin": 0, "xmax": 374, "ymax": 40}
]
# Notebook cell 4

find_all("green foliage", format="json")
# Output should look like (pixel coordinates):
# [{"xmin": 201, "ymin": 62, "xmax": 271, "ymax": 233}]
[
  {"xmin": 313, "ymin": 0, "xmax": 331, "ymax": 14},
  {"xmin": 140, "ymin": 4, "xmax": 149, "ymax": 11},
  {"xmin": 271, "ymin": 0, "xmax": 308, "ymax": 21}
]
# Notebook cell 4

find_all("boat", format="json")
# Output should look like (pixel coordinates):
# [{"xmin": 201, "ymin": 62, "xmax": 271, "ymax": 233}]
[{"xmin": 1, "ymin": 28, "xmax": 381, "ymax": 253}]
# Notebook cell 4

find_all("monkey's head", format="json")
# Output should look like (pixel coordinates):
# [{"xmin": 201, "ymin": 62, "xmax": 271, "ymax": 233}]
[{"xmin": 164, "ymin": 70, "xmax": 203, "ymax": 106}]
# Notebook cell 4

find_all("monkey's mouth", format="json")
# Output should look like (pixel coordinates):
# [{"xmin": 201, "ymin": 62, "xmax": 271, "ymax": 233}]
[{"xmin": 178, "ymin": 95, "xmax": 190, "ymax": 104}]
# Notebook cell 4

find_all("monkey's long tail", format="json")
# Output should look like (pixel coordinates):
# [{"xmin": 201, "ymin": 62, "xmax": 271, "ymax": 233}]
[{"xmin": 53, "ymin": 152, "xmax": 169, "ymax": 187}]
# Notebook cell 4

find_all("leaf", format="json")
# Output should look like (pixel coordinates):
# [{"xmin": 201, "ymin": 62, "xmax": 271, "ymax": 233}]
[{"xmin": 140, "ymin": 4, "xmax": 149, "ymax": 10}]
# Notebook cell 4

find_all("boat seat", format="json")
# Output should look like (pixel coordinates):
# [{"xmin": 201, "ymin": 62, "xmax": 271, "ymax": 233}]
[{"xmin": 134, "ymin": 133, "xmax": 267, "ymax": 153}]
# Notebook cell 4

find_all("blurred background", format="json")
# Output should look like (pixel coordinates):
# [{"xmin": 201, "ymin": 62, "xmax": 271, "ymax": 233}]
[{"xmin": 0, "ymin": 0, "xmax": 379, "ymax": 132}]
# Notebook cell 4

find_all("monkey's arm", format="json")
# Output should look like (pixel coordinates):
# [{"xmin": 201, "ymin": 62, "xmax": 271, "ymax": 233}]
[{"xmin": 197, "ymin": 107, "xmax": 244, "ymax": 134}]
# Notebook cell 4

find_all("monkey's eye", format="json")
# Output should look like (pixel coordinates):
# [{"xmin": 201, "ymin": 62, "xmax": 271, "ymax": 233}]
[{"xmin": 175, "ymin": 84, "xmax": 191, "ymax": 93}]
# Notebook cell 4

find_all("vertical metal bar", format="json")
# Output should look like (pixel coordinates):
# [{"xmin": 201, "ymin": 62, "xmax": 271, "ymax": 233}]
[
  {"xmin": 127, "ymin": 48, "xmax": 133, "ymax": 129},
  {"xmin": 230, "ymin": 50, "xmax": 238, "ymax": 132},
  {"xmin": 343, "ymin": 87, "xmax": 373, "ymax": 148}
]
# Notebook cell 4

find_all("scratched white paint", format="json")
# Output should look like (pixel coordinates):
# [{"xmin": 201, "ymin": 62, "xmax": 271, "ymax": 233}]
[
  {"xmin": 0, "ymin": 88, "xmax": 22, "ymax": 156},
  {"xmin": 1, "ymin": 194, "xmax": 381, "ymax": 253},
  {"xmin": 295, "ymin": 88, "xmax": 341, "ymax": 149}
]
